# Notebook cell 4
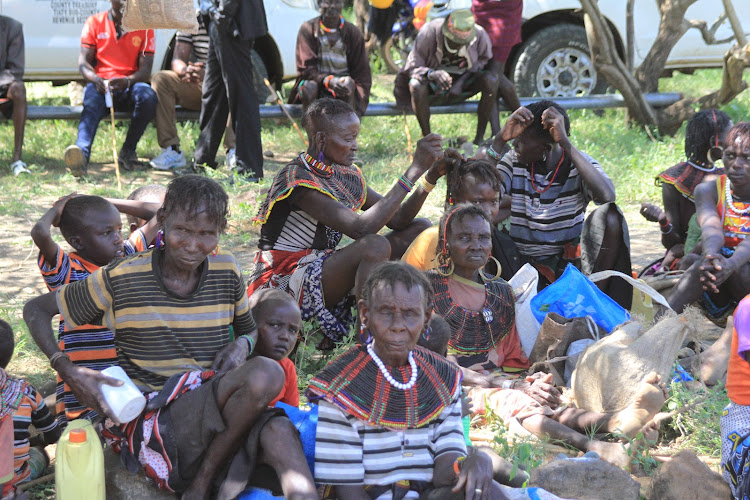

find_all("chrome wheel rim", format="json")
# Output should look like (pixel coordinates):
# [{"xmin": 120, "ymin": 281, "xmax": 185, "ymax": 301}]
[{"xmin": 535, "ymin": 47, "xmax": 598, "ymax": 97}]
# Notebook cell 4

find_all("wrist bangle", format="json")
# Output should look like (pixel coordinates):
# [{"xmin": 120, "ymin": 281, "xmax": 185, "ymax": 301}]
[
  {"xmin": 660, "ymin": 223, "xmax": 673, "ymax": 234},
  {"xmin": 419, "ymin": 177, "xmax": 436, "ymax": 193},
  {"xmin": 487, "ymin": 146, "xmax": 502, "ymax": 161},
  {"xmin": 427, "ymin": 69, "xmax": 433, "ymax": 80},
  {"xmin": 398, "ymin": 175, "xmax": 415, "ymax": 193},
  {"xmin": 323, "ymin": 75, "xmax": 336, "ymax": 98},
  {"xmin": 49, "ymin": 351, "xmax": 71, "ymax": 370},
  {"xmin": 239, "ymin": 334, "xmax": 255, "ymax": 356},
  {"xmin": 453, "ymin": 456, "xmax": 466, "ymax": 477}
]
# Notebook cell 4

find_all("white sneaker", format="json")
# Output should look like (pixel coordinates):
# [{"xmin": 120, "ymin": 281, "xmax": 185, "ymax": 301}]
[
  {"xmin": 226, "ymin": 148, "xmax": 237, "ymax": 169},
  {"xmin": 150, "ymin": 147, "xmax": 186, "ymax": 170},
  {"xmin": 10, "ymin": 160, "xmax": 30, "ymax": 176}
]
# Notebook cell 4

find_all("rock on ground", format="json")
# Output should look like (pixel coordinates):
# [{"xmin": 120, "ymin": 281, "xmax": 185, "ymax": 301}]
[
  {"xmin": 104, "ymin": 447, "xmax": 176, "ymax": 500},
  {"xmin": 529, "ymin": 456, "xmax": 640, "ymax": 500},
  {"xmin": 646, "ymin": 450, "xmax": 732, "ymax": 500}
]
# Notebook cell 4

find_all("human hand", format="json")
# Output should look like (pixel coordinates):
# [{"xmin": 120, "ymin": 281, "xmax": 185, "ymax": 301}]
[
  {"xmin": 452, "ymin": 450, "xmax": 494, "ymax": 500},
  {"xmin": 50, "ymin": 193, "xmax": 78, "ymax": 227},
  {"xmin": 428, "ymin": 69, "xmax": 452, "ymax": 92},
  {"xmin": 108, "ymin": 77, "xmax": 129, "ymax": 92},
  {"xmin": 211, "ymin": 338, "xmax": 249, "ymax": 374},
  {"xmin": 57, "ymin": 360, "xmax": 124, "ymax": 425},
  {"xmin": 94, "ymin": 76, "xmax": 107, "ymax": 94},
  {"xmin": 700, "ymin": 254, "xmax": 737, "ymax": 292},
  {"xmin": 460, "ymin": 392, "xmax": 473, "ymax": 417},
  {"xmin": 541, "ymin": 106, "xmax": 569, "ymax": 146},
  {"xmin": 522, "ymin": 372, "xmax": 561, "ymax": 408},
  {"xmin": 426, "ymin": 147, "xmax": 462, "ymax": 183},
  {"xmin": 499, "ymin": 106, "xmax": 534, "ymax": 142},
  {"xmin": 331, "ymin": 76, "xmax": 353, "ymax": 97},
  {"xmin": 184, "ymin": 62, "xmax": 205, "ymax": 83},
  {"xmin": 413, "ymin": 133, "xmax": 445, "ymax": 172}
]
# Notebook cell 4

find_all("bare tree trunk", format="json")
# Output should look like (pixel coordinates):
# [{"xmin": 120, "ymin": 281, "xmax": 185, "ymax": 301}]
[{"xmin": 626, "ymin": 0, "xmax": 635, "ymax": 71}]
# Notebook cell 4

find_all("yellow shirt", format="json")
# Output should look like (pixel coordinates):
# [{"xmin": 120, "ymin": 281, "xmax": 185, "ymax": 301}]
[{"xmin": 401, "ymin": 226, "xmax": 439, "ymax": 271}]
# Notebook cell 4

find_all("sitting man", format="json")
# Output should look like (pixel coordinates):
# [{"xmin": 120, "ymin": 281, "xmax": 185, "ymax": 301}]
[
  {"xmin": 149, "ymin": 21, "xmax": 236, "ymax": 171},
  {"xmin": 394, "ymin": 9, "xmax": 519, "ymax": 145},
  {"xmin": 0, "ymin": 14, "xmax": 29, "ymax": 176},
  {"xmin": 64, "ymin": 0, "xmax": 158, "ymax": 177},
  {"xmin": 288, "ymin": 0, "xmax": 371, "ymax": 117}
]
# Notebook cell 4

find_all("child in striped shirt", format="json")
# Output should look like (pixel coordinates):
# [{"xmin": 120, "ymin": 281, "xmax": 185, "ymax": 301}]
[{"xmin": 0, "ymin": 319, "xmax": 60, "ymax": 498}]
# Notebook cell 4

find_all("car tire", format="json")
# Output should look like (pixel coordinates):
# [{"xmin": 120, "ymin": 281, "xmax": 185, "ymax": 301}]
[
  {"xmin": 512, "ymin": 23, "xmax": 609, "ymax": 98},
  {"xmin": 251, "ymin": 49, "xmax": 272, "ymax": 104}
]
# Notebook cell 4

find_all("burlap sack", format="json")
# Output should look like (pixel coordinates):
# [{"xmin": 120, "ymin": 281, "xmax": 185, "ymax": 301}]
[
  {"xmin": 122, "ymin": 0, "xmax": 199, "ymax": 33},
  {"xmin": 571, "ymin": 308, "xmax": 699, "ymax": 413}
]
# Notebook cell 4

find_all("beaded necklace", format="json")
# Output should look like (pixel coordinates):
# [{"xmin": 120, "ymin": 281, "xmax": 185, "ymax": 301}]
[
  {"xmin": 530, "ymin": 149, "xmax": 566, "ymax": 194},
  {"xmin": 687, "ymin": 159, "xmax": 716, "ymax": 173},
  {"xmin": 367, "ymin": 342, "xmax": 418, "ymax": 390},
  {"xmin": 319, "ymin": 16, "xmax": 344, "ymax": 33},
  {"xmin": 300, "ymin": 152, "xmax": 335, "ymax": 178},
  {"xmin": 725, "ymin": 179, "xmax": 750, "ymax": 215}
]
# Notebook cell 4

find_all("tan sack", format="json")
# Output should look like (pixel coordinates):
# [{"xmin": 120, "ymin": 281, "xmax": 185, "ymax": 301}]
[
  {"xmin": 571, "ymin": 309, "xmax": 699, "ymax": 413},
  {"xmin": 122, "ymin": 0, "xmax": 199, "ymax": 33}
]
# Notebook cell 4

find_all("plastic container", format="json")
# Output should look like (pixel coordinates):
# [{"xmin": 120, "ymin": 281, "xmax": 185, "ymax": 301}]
[
  {"xmin": 55, "ymin": 419, "xmax": 105, "ymax": 500},
  {"xmin": 100, "ymin": 366, "xmax": 146, "ymax": 424},
  {"xmin": 0, "ymin": 416, "xmax": 13, "ymax": 484}
]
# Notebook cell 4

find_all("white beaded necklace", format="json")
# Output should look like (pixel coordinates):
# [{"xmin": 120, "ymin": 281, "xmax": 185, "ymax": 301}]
[
  {"xmin": 367, "ymin": 342, "xmax": 418, "ymax": 391},
  {"xmin": 725, "ymin": 180, "xmax": 750, "ymax": 215}
]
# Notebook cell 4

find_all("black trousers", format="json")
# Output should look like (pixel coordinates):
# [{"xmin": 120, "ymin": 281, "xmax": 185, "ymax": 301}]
[{"xmin": 195, "ymin": 18, "xmax": 263, "ymax": 177}]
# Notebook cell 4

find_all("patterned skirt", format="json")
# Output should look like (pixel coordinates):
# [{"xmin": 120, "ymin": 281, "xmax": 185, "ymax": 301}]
[
  {"xmin": 721, "ymin": 401, "xmax": 750, "ymax": 499},
  {"xmin": 247, "ymin": 249, "xmax": 356, "ymax": 342}
]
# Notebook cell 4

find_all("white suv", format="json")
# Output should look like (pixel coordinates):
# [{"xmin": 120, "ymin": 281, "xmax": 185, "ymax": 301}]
[
  {"xmin": 444, "ymin": 0, "xmax": 746, "ymax": 97},
  {"xmin": 0, "ymin": 0, "xmax": 318, "ymax": 89}
]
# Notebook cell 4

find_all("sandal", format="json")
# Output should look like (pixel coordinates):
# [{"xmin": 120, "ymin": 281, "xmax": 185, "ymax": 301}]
[{"xmin": 10, "ymin": 160, "xmax": 30, "ymax": 176}]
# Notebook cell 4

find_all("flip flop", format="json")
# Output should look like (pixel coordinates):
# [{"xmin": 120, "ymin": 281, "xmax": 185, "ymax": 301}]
[{"xmin": 10, "ymin": 160, "xmax": 30, "ymax": 176}]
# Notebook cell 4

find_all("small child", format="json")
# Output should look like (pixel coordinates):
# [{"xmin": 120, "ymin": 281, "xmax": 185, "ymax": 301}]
[
  {"xmin": 0, "ymin": 319, "xmax": 60, "ymax": 499},
  {"xmin": 29, "ymin": 193, "xmax": 158, "ymax": 425},
  {"xmin": 250, "ymin": 289, "xmax": 302, "ymax": 407}
]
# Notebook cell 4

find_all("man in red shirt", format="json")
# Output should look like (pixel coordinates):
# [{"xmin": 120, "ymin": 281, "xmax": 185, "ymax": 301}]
[{"xmin": 63, "ymin": 0, "xmax": 157, "ymax": 177}]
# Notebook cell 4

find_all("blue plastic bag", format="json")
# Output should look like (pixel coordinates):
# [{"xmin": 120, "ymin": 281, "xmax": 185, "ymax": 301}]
[{"xmin": 530, "ymin": 264, "xmax": 630, "ymax": 333}]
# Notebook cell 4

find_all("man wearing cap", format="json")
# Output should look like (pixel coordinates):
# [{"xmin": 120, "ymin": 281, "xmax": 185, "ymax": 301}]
[{"xmin": 394, "ymin": 9, "xmax": 520, "ymax": 144}]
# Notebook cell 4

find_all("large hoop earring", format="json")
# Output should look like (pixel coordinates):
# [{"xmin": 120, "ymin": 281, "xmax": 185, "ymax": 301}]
[
  {"xmin": 435, "ymin": 260, "xmax": 455, "ymax": 277},
  {"xmin": 155, "ymin": 229, "xmax": 165, "ymax": 249},
  {"xmin": 480, "ymin": 256, "xmax": 502, "ymax": 282},
  {"xmin": 708, "ymin": 146, "xmax": 723, "ymax": 165},
  {"xmin": 359, "ymin": 324, "xmax": 372, "ymax": 344}
]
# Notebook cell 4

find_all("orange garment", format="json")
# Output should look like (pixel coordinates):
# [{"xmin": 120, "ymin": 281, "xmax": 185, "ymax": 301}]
[
  {"xmin": 81, "ymin": 12, "xmax": 155, "ymax": 80},
  {"xmin": 402, "ymin": 226, "xmax": 439, "ymax": 271},
  {"xmin": 716, "ymin": 175, "xmax": 750, "ymax": 249},
  {"xmin": 270, "ymin": 358, "xmax": 300, "ymax": 407},
  {"xmin": 727, "ymin": 296, "xmax": 750, "ymax": 405}
]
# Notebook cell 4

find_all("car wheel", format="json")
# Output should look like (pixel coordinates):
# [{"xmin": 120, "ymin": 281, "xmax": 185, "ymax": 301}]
[
  {"xmin": 381, "ymin": 31, "xmax": 415, "ymax": 74},
  {"xmin": 251, "ymin": 49, "xmax": 272, "ymax": 103},
  {"xmin": 512, "ymin": 23, "xmax": 609, "ymax": 98}
]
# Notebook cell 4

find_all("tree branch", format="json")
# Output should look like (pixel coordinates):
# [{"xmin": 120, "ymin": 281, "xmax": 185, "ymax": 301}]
[{"xmin": 686, "ymin": 16, "xmax": 734, "ymax": 45}]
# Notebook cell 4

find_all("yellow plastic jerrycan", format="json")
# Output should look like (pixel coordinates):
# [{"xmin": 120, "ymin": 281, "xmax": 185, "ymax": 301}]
[{"xmin": 55, "ymin": 419, "xmax": 105, "ymax": 500}]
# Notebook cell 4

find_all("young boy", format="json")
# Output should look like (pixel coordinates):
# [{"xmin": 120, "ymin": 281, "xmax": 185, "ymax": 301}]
[
  {"xmin": 29, "ymin": 193, "xmax": 158, "ymax": 425},
  {"xmin": 0, "ymin": 319, "xmax": 60, "ymax": 498},
  {"xmin": 250, "ymin": 289, "xmax": 302, "ymax": 407}
]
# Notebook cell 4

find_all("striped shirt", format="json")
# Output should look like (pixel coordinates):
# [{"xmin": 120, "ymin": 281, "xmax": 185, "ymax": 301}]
[
  {"xmin": 38, "ymin": 242, "xmax": 137, "ymax": 425},
  {"xmin": 314, "ymin": 395, "xmax": 467, "ymax": 496},
  {"xmin": 57, "ymin": 248, "xmax": 256, "ymax": 392},
  {"xmin": 176, "ymin": 28, "xmax": 210, "ymax": 64},
  {"xmin": 3, "ymin": 381, "xmax": 59, "ymax": 495},
  {"xmin": 498, "ymin": 149, "xmax": 610, "ymax": 258}
]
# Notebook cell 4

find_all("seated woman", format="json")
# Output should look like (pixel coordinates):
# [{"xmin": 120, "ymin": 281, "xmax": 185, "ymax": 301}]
[
  {"xmin": 487, "ymin": 101, "xmax": 631, "ymax": 307},
  {"xmin": 428, "ymin": 206, "xmax": 668, "ymax": 468},
  {"xmin": 426, "ymin": 203, "xmax": 527, "ymax": 376},
  {"xmin": 23, "ymin": 176, "xmax": 316, "ymax": 500},
  {"xmin": 308, "ymin": 261, "xmax": 510, "ymax": 499},
  {"xmin": 402, "ymin": 157, "xmax": 521, "ymax": 280},
  {"xmin": 669, "ymin": 122, "xmax": 750, "ymax": 316},
  {"xmin": 640, "ymin": 109, "xmax": 732, "ymax": 271},
  {"xmin": 248, "ymin": 98, "xmax": 445, "ymax": 342}
]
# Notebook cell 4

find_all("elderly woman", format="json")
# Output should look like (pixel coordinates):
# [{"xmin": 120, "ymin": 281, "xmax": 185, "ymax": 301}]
[
  {"xmin": 308, "ymin": 261, "xmax": 508, "ymax": 499},
  {"xmin": 23, "ymin": 176, "xmax": 316, "ymax": 500},
  {"xmin": 488, "ymin": 100, "xmax": 631, "ymax": 307},
  {"xmin": 429, "ymin": 204, "xmax": 668, "ymax": 469},
  {"xmin": 248, "ymin": 98, "xmax": 445, "ymax": 342}
]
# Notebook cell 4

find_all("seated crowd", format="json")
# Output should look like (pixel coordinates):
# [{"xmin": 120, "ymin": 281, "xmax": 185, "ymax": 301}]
[{"xmin": 4, "ymin": 3, "xmax": 750, "ymax": 500}]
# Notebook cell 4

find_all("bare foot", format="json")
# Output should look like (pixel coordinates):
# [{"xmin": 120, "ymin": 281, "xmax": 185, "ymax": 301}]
[
  {"xmin": 606, "ymin": 372, "xmax": 667, "ymax": 439},
  {"xmin": 588, "ymin": 440, "xmax": 632, "ymax": 469},
  {"xmin": 640, "ymin": 203, "xmax": 666, "ymax": 223}
]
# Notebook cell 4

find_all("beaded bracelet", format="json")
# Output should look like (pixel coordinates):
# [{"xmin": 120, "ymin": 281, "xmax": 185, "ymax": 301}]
[
  {"xmin": 323, "ymin": 75, "xmax": 336, "ymax": 98},
  {"xmin": 419, "ymin": 177, "xmax": 436, "ymax": 193},
  {"xmin": 487, "ymin": 146, "xmax": 502, "ymax": 161},
  {"xmin": 239, "ymin": 334, "xmax": 256, "ymax": 357},
  {"xmin": 49, "ymin": 351, "xmax": 71, "ymax": 370},
  {"xmin": 453, "ymin": 456, "xmax": 466, "ymax": 477},
  {"xmin": 660, "ymin": 223, "xmax": 673, "ymax": 234},
  {"xmin": 398, "ymin": 175, "xmax": 415, "ymax": 193}
]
